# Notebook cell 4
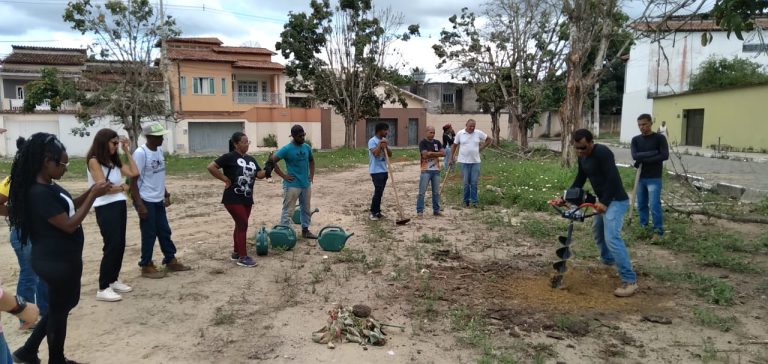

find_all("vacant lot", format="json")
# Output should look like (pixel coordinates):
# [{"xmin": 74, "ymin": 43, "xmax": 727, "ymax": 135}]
[{"xmin": 1, "ymin": 147, "xmax": 766, "ymax": 363}]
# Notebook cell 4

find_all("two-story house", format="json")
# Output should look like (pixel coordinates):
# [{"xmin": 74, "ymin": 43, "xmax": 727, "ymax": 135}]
[
  {"xmin": 0, "ymin": 46, "xmax": 85, "ymax": 156},
  {"xmin": 620, "ymin": 18, "xmax": 768, "ymax": 148},
  {"xmin": 164, "ymin": 37, "xmax": 323, "ymax": 153}
]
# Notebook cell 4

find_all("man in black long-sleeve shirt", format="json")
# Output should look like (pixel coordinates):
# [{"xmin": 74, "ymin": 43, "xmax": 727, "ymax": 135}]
[
  {"xmin": 631, "ymin": 114, "xmax": 669, "ymax": 239},
  {"xmin": 564, "ymin": 129, "xmax": 638, "ymax": 297}
]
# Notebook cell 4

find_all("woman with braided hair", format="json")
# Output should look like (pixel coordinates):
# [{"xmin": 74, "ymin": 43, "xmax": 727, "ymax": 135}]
[{"xmin": 9, "ymin": 133, "xmax": 111, "ymax": 364}]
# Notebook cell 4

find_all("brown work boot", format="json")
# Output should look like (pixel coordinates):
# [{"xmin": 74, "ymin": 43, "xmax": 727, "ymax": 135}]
[
  {"xmin": 613, "ymin": 282, "xmax": 639, "ymax": 297},
  {"xmin": 165, "ymin": 258, "xmax": 191, "ymax": 272},
  {"xmin": 141, "ymin": 262, "xmax": 167, "ymax": 279}
]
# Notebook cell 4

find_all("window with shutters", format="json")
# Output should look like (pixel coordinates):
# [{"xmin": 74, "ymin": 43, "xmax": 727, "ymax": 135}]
[{"xmin": 192, "ymin": 77, "xmax": 215, "ymax": 95}]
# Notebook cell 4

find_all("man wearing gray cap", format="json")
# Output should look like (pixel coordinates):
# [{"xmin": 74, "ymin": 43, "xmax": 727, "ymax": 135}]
[
  {"xmin": 130, "ymin": 123, "xmax": 191, "ymax": 278},
  {"xmin": 271, "ymin": 125, "xmax": 317, "ymax": 239}
]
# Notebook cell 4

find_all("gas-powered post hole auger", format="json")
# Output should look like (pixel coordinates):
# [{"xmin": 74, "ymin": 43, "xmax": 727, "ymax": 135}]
[{"xmin": 547, "ymin": 188, "xmax": 601, "ymax": 289}]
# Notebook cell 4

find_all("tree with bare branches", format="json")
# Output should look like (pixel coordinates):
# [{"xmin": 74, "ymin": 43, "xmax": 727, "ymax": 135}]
[
  {"xmin": 63, "ymin": 0, "xmax": 180, "ymax": 150},
  {"xmin": 434, "ymin": 1, "xmax": 567, "ymax": 149},
  {"xmin": 276, "ymin": 0, "xmax": 419, "ymax": 148}
]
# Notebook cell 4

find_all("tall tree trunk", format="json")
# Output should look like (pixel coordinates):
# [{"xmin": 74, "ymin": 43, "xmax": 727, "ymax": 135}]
[
  {"xmin": 559, "ymin": 64, "xmax": 585, "ymax": 167},
  {"xmin": 507, "ymin": 112, "xmax": 515, "ymax": 141},
  {"xmin": 126, "ymin": 116, "xmax": 142, "ymax": 152},
  {"xmin": 517, "ymin": 114, "xmax": 529, "ymax": 150},
  {"xmin": 344, "ymin": 117, "xmax": 356, "ymax": 148},
  {"xmin": 490, "ymin": 111, "xmax": 501, "ymax": 146}
]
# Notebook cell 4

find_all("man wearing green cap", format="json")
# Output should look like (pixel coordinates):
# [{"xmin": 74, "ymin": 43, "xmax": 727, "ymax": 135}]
[
  {"xmin": 130, "ymin": 122, "xmax": 191, "ymax": 278},
  {"xmin": 271, "ymin": 125, "xmax": 317, "ymax": 239}
]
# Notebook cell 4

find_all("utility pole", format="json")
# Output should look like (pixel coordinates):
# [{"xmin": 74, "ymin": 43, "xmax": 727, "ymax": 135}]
[{"xmin": 158, "ymin": 0, "xmax": 175, "ymax": 152}]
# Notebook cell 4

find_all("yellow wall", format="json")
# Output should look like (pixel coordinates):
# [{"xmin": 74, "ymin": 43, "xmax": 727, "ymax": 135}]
[{"xmin": 653, "ymin": 85, "xmax": 768, "ymax": 149}]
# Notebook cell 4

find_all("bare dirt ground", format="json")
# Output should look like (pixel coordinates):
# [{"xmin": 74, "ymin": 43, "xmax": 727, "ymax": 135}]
[{"xmin": 2, "ymin": 161, "xmax": 767, "ymax": 363}]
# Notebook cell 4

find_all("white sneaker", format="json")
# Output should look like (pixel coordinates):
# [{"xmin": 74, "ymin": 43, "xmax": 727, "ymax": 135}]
[
  {"xmin": 96, "ymin": 287, "xmax": 123, "ymax": 302},
  {"xmin": 110, "ymin": 280, "xmax": 133, "ymax": 293},
  {"xmin": 369, "ymin": 213, "xmax": 379, "ymax": 221}
]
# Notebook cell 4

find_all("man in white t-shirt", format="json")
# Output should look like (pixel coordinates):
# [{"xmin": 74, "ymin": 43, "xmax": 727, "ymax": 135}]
[
  {"xmin": 450, "ymin": 119, "xmax": 492, "ymax": 207},
  {"xmin": 130, "ymin": 123, "xmax": 190, "ymax": 279}
]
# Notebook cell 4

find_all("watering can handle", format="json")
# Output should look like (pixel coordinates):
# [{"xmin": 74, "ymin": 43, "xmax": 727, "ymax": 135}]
[{"xmin": 318, "ymin": 225, "xmax": 344, "ymax": 236}]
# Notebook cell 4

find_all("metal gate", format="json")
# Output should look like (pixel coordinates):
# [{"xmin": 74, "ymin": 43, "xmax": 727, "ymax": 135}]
[
  {"xmin": 366, "ymin": 119, "xmax": 397, "ymax": 146},
  {"xmin": 408, "ymin": 118, "xmax": 418, "ymax": 145},
  {"xmin": 684, "ymin": 109, "xmax": 704, "ymax": 147},
  {"xmin": 188, "ymin": 122, "xmax": 244, "ymax": 153}
]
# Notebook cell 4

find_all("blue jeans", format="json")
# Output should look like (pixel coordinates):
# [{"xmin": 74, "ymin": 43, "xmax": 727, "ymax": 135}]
[
  {"xmin": 592, "ymin": 199, "xmax": 636, "ymax": 283},
  {"xmin": 444, "ymin": 146, "xmax": 452, "ymax": 171},
  {"xmin": 10, "ymin": 227, "xmax": 49, "ymax": 317},
  {"xmin": 1, "ymin": 332, "xmax": 11, "ymax": 364},
  {"xmin": 280, "ymin": 186, "xmax": 312, "ymax": 229},
  {"xmin": 636, "ymin": 178, "xmax": 664, "ymax": 235},
  {"xmin": 417, "ymin": 171, "xmax": 441, "ymax": 214},
  {"xmin": 369, "ymin": 173, "xmax": 388, "ymax": 216},
  {"xmin": 460, "ymin": 163, "xmax": 480, "ymax": 205},
  {"xmin": 138, "ymin": 200, "xmax": 177, "ymax": 266}
]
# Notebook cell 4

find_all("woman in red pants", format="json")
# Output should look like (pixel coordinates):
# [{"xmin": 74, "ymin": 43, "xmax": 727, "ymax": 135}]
[{"xmin": 207, "ymin": 132, "xmax": 268, "ymax": 267}]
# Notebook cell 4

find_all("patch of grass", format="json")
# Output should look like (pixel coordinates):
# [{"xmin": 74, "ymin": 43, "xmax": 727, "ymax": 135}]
[
  {"xmin": 521, "ymin": 218, "xmax": 553, "ymax": 240},
  {"xmin": 646, "ymin": 217, "xmax": 760, "ymax": 273},
  {"xmin": 443, "ymin": 143, "xmax": 574, "ymax": 212},
  {"xmin": 365, "ymin": 220, "xmax": 393, "ymax": 242},
  {"xmin": 333, "ymin": 247, "xmax": 368, "ymax": 264},
  {"xmin": 647, "ymin": 266, "xmax": 735, "ymax": 305},
  {"xmin": 449, "ymin": 305, "xmax": 519, "ymax": 364},
  {"xmin": 311, "ymin": 147, "xmax": 419, "ymax": 170},
  {"xmin": 212, "ymin": 306, "xmax": 236, "ymax": 326},
  {"xmin": 418, "ymin": 233, "xmax": 444, "ymax": 245},
  {"xmin": 693, "ymin": 307, "xmax": 737, "ymax": 332}
]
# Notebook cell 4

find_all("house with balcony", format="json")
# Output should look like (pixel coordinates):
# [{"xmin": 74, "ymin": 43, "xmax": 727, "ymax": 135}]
[
  {"xmin": 0, "ymin": 46, "xmax": 92, "ymax": 156},
  {"xmin": 164, "ymin": 37, "xmax": 323, "ymax": 153}
]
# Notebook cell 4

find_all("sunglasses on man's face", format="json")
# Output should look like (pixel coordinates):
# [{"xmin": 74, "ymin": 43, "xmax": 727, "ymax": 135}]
[{"xmin": 573, "ymin": 145, "xmax": 588, "ymax": 151}]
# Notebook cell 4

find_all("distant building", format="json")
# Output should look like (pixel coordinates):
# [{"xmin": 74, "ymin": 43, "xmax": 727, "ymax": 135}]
[
  {"xmin": 409, "ymin": 82, "xmax": 481, "ymax": 114},
  {"xmin": 0, "ymin": 45, "xmax": 133, "ymax": 157},
  {"xmin": 163, "ymin": 37, "xmax": 322, "ymax": 153},
  {"xmin": 653, "ymin": 83, "xmax": 768, "ymax": 150},
  {"xmin": 620, "ymin": 18, "xmax": 768, "ymax": 143}
]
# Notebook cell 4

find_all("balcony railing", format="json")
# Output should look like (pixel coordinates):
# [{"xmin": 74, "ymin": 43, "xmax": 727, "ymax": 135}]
[
  {"xmin": 234, "ymin": 92, "xmax": 282, "ymax": 105},
  {"xmin": 3, "ymin": 98, "xmax": 78, "ymax": 112}
]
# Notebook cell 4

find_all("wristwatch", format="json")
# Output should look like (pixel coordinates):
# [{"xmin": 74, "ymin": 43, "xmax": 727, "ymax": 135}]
[{"xmin": 9, "ymin": 295, "xmax": 27, "ymax": 315}]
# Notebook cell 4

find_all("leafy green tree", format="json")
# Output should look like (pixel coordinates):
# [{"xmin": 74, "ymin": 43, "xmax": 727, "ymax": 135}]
[
  {"xmin": 710, "ymin": 0, "xmax": 767, "ymax": 41},
  {"xmin": 63, "ymin": 0, "xmax": 180, "ymax": 150},
  {"xmin": 22, "ymin": 68, "xmax": 76, "ymax": 112},
  {"xmin": 276, "ymin": 0, "xmax": 419, "ymax": 147},
  {"xmin": 690, "ymin": 57, "xmax": 768, "ymax": 91}
]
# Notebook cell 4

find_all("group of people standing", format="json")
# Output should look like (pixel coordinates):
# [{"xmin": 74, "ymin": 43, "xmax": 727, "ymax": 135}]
[
  {"xmin": 0, "ymin": 123, "xmax": 191, "ymax": 364},
  {"xmin": 367, "ymin": 119, "xmax": 492, "ymax": 220},
  {"xmin": 207, "ymin": 125, "xmax": 316, "ymax": 267},
  {"xmin": 0, "ymin": 113, "xmax": 669, "ymax": 362}
]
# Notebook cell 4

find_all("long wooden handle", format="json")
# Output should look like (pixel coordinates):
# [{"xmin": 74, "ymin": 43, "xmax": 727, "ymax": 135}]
[
  {"xmin": 628, "ymin": 164, "xmax": 642, "ymax": 223},
  {"xmin": 439, "ymin": 160, "xmax": 453, "ymax": 197},
  {"xmin": 383, "ymin": 151, "xmax": 406, "ymax": 218}
]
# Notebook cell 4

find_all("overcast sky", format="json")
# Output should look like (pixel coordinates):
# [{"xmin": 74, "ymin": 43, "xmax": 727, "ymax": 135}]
[{"xmin": 0, "ymin": 0, "xmax": 689, "ymax": 82}]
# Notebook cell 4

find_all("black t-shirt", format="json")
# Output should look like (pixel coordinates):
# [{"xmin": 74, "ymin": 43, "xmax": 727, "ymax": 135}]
[
  {"xmin": 631, "ymin": 133, "xmax": 669, "ymax": 179},
  {"xmin": 214, "ymin": 151, "xmax": 261, "ymax": 205},
  {"xmin": 443, "ymin": 131, "xmax": 455, "ymax": 147},
  {"xmin": 570, "ymin": 144, "xmax": 629, "ymax": 206},
  {"xmin": 419, "ymin": 138, "xmax": 443, "ymax": 171},
  {"xmin": 28, "ymin": 182, "xmax": 84, "ymax": 260}
]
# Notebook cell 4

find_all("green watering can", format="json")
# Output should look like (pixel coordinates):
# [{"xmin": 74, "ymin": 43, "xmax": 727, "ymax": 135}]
[
  {"xmin": 317, "ymin": 225, "xmax": 354, "ymax": 252},
  {"xmin": 254, "ymin": 225, "xmax": 269, "ymax": 256},
  {"xmin": 292, "ymin": 207, "xmax": 320, "ymax": 224},
  {"xmin": 268, "ymin": 225, "xmax": 297, "ymax": 251}
]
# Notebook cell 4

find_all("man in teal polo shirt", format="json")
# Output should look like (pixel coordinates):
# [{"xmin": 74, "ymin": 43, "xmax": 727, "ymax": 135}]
[{"xmin": 272, "ymin": 125, "xmax": 317, "ymax": 239}]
